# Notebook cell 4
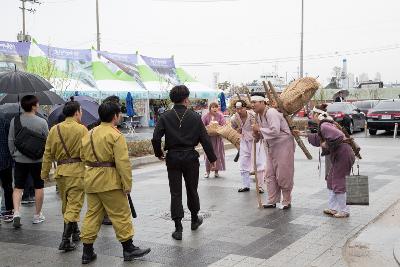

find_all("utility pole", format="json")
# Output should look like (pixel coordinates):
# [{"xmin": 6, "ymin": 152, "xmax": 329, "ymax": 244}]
[
  {"xmin": 299, "ymin": 0, "xmax": 304, "ymax": 78},
  {"xmin": 17, "ymin": 0, "xmax": 40, "ymax": 42},
  {"xmin": 96, "ymin": 0, "xmax": 101, "ymax": 51}
]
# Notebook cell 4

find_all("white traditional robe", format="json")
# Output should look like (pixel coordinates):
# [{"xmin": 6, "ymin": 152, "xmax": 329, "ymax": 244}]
[{"xmin": 231, "ymin": 111, "xmax": 266, "ymax": 188}]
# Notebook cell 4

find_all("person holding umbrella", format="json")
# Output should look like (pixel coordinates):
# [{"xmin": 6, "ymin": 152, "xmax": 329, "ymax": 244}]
[
  {"xmin": 8, "ymin": 95, "xmax": 49, "ymax": 228},
  {"xmin": 41, "ymin": 99, "xmax": 88, "ymax": 252}
]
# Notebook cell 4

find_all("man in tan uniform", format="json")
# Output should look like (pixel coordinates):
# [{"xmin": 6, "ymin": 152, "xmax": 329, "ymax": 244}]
[
  {"xmin": 41, "ymin": 100, "xmax": 87, "ymax": 251},
  {"xmin": 80, "ymin": 101, "xmax": 150, "ymax": 264}
]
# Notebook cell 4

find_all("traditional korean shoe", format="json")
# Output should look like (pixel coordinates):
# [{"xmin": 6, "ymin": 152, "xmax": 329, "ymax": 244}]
[
  {"xmin": 204, "ymin": 172, "xmax": 210, "ymax": 178},
  {"xmin": 333, "ymin": 212, "xmax": 349, "ymax": 218},
  {"xmin": 238, "ymin": 187, "xmax": 250, "ymax": 192},
  {"xmin": 281, "ymin": 204, "xmax": 292, "ymax": 210},
  {"xmin": 191, "ymin": 216, "xmax": 203, "ymax": 231},
  {"xmin": 82, "ymin": 243, "xmax": 97, "ymax": 264},
  {"xmin": 258, "ymin": 188, "xmax": 265, "ymax": 194},
  {"xmin": 121, "ymin": 239, "xmax": 151, "ymax": 261},
  {"xmin": 58, "ymin": 223, "xmax": 76, "ymax": 252},
  {"xmin": 71, "ymin": 222, "xmax": 81, "ymax": 242},
  {"xmin": 323, "ymin": 209, "xmax": 337, "ymax": 216},
  {"xmin": 214, "ymin": 172, "xmax": 219, "ymax": 178},
  {"xmin": 262, "ymin": 203, "xmax": 276, "ymax": 209}
]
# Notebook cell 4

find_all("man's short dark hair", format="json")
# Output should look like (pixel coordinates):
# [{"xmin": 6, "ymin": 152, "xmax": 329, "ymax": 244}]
[
  {"xmin": 62, "ymin": 100, "xmax": 81, "ymax": 117},
  {"xmin": 103, "ymin": 95, "xmax": 120, "ymax": 104},
  {"xmin": 98, "ymin": 102, "xmax": 121, "ymax": 123},
  {"xmin": 250, "ymin": 92, "xmax": 266, "ymax": 98},
  {"xmin": 169, "ymin": 85, "xmax": 190, "ymax": 104},
  {"xmin": 20, "ymin": 95, "xmax": 39, "ymax": 112}
]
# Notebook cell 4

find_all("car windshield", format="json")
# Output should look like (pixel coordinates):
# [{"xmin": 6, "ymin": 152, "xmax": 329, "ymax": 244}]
[
  {"xmin": 327, "ymin": 103, "xmax": 347, "ymax": 112},
  {"xmin": 374, "ymin": 101, "xmax": 400, "ymax": 110}
]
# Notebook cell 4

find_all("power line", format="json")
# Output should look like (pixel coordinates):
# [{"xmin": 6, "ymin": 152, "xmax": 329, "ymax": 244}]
[{"xmin": 178, "ymin": 44, "xmax": 400, "ymax": 66}]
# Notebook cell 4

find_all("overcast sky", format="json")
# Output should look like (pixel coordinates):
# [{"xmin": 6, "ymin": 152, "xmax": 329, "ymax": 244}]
[{"xmin": 1, "ymin": 0, "xmax": 400, "ymax": 87}]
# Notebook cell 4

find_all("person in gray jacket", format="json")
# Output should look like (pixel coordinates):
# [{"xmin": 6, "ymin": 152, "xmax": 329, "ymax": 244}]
[{"xmin": 8, "ymin": 95, "xmax": 49, "ymax": 228}]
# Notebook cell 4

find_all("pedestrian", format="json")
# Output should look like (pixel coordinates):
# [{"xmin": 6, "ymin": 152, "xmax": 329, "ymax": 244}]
[
  {"xmin": 298, "ymin": 104, "xmax": 355, "ymax": 218},
  {"xmin": 41, "ymin": 100, "xmax": 88, "ymax": 251},
  {"xmin": 80, "ymin": 101, "xmax": 150, "ymax": 264},
  {"xmin": 335, "ymin": 91, "xmax": 345, "ymax": 102},
  {"xmin": 87, "ymin": 95, "xmax": 121, "ymax": 226},
  {"xmin": 8, "ymin": 95, "xmax": 49, "ymax": 227},
  {"xmin": 152, "ymin": 85, "xmax": 217, "ymax": 240},
  {"xmin": 251, "ymin": 92, "xmax": 295, "ymax": 210},
  {"xmin": 231, "ymin": 100, "xmax": 266, "ymax": 193},
  {"xmin": 202, "ymin": 102, "xmax": 226, "ymax": 178},
  {"xmin": 0, "ymin": 116, "xmax": 14, "ymax": 223}
]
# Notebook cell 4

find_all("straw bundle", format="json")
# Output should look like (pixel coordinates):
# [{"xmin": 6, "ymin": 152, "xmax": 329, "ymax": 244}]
[
  {"xmin": 216, "ymin": 124, "xmax": 241, "ymax": 149},
  {"xmin": 279, "ymin": 77, "xmax": 320, "ymax": 115},
  {"xmin": 206, "ymin": 121, "xmax": 220, "ymax": 136}
]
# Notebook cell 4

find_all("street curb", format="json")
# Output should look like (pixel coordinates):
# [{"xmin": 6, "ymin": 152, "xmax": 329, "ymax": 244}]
[
  {"xmin": 130, "ymin": 143, "xmax": 236, "ymax": 167},
  {"xmin": 393, "ymin": 240, "xmax": 400, "ymax": 265}
]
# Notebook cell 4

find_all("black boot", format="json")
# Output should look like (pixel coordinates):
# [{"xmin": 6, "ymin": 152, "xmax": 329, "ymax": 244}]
[
  {"xmin": 121, "ymin": 239, "xmax": 151, "ymax": 261},
  {"xmin": 82, "ymin": 243, "xmax": 97, "ymax": 264},
  {"xmin": 191, "ymin": 215, "xmax": 203, "ymax": 231},
  {"xmin": 172, "ymin": 219, "xmax": 183, "ymax": 240},
  {"xmin": 71, "ymin": 222, "xmax": 80, "ymax": 242},
  {"xmin": 58, "ymin": 223, "xmax": 76, "ymax": 252}
]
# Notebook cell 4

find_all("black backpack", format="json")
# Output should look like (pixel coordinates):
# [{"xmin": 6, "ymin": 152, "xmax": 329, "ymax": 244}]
[{"xmin": 14, "ymin": 115, "xmax": 47, "ymax": 160}]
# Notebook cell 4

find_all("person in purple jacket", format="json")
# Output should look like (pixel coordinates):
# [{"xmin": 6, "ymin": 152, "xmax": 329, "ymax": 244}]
[{"xmin": 298, "ymin": 103, "xmax": 355, "ymax": 218}]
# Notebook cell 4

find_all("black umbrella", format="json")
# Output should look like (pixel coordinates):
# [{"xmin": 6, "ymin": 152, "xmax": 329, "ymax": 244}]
[
  {"xmin": 0, "ymin": 91, "xmax": 65, "ymax": 105},
  {"xmin": 48, "ymin": 99, "xmax": 99, "ymax": 127},
  {"xmin": 0, "ymin": 69, "xmax": 53, "ymax": 94}
]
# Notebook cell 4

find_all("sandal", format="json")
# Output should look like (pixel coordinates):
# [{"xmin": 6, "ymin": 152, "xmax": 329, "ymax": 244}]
[
  {"xmin": 333, "ymin": 212, "xmax": 349, "ymax": 218},
  {"xmin": 323, "ymin": 209, "xmax": 337, "ymax": 216}
]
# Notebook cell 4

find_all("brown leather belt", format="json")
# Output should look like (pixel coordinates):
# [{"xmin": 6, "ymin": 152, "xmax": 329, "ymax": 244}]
[
  {"xmin": 86, "ymin": 162, "xmax": 116, "ymax": 168},
  {"xmin": 57, "ymin": 158, "xmax": 82, "ymax": 165}
]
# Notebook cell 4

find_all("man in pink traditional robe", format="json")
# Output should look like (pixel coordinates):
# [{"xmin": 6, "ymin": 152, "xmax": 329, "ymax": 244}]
[
  {"xmin": 251, "ymin": 93, "xmax": 295, "ymax": 210},
  {"xmin": 231, "ymin": 100, "xmax": 266, "ymax": 193}
]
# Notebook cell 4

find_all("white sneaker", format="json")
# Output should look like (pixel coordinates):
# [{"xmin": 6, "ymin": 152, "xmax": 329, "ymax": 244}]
[{"xmin": 32, "ymin": 213, "xmax": 45, "ymax": 224}]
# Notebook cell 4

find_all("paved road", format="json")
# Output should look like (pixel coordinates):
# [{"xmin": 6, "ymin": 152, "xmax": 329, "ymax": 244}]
[{"xmin": 0, "ymin": 133, "xmax": 399, "ymax": 266}]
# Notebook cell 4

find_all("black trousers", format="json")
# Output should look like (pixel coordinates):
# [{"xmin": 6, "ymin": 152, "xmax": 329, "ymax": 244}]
[
  {"xmin": 0, "ymin": 167, "xmax": 14, "ymax": 211},
  {"xmin": 166, "ymin": 150, "xmax": 200, "ymax": 220}
]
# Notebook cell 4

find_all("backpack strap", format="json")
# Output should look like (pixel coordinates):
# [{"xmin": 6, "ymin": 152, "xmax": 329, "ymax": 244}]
[
  {"xmin": 14, "ymin": 115, "xmax": 22, "ymax": 136},
  {"xmin": 56, "ymin": 125, "xmax": 72, "ymax": 159}
]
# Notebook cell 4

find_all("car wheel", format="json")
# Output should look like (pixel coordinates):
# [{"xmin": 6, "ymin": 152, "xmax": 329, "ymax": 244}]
[{"xmin": 369, "ymin": 129, "xmax": 377, "ymax": 135}]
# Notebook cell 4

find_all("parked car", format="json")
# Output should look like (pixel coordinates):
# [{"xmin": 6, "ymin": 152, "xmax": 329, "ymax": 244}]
[
  {"xmin": 366, "ymin": 99, "xmax": 400, "ymax": 135},
  {"xmin": 307, "ymin": 102, "xmax": 366, "ymax": 134},
  {"xmin": 352, "ymin": 100, "xmax": 381, "ymax": 115}
]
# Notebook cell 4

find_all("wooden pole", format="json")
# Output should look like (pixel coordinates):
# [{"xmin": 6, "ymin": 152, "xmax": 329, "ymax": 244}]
[
  {"xmin": 263, "ymin": 81, "xmax": 313, "ymax": 160},
  {"xmin": 253, "ymin": 140, "xmax": 262, "ymax": 208}
]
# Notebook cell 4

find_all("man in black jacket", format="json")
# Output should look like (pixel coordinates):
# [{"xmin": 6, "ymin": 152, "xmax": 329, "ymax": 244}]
[{"xmin": 152, "ymin": 85, "xmax": 217, "ymax": 240}]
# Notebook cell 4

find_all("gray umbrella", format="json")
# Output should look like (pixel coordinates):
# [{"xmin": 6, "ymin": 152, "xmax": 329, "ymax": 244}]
[
  {"xmin": 0, "ymin": 69, "xmax": 53, "ymax": 94},
  {"xmin": 0, "ymin": 91, "xmax": 65, "ymax": 105}
]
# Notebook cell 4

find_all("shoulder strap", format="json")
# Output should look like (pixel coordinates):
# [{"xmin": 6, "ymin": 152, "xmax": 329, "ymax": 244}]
[
  {"xmin": 56, "ymin": 125, "xmax": 72, "ymax": 158},
  {"xmin": 14, "ymin": 115, "xmax": 22, "ymax": 135},
  {"xmin": 90, "ymin": 130, "xmax": 100, "ymax": 162}
]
